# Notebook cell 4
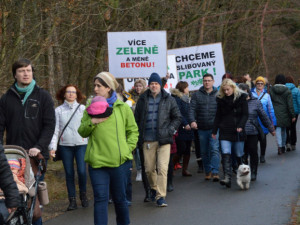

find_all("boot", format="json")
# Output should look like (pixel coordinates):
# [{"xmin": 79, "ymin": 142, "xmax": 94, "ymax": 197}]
[
  {"xmin": 167, "ymin": 181, "xmax": 174, "ymax": 192},
  {"xmin": 250, "ymin": 165, "xmax": 257, "ymax": 181},
  {"xmin": 278, "ymin": 147, "xmax": 282, "ymax": 155},
  {"xmin": 182, "ymin": 155, "xmax": 192, "ymax": 176},
  {"xmin": 236, "ymin": 157, "xmax": 243, "ymax": 167},
  {"xmin": 286, "ymin": 143, "xmax": 291, "ymax": 152},
  {"xmin": 144, "ymin": 188, "xmax": 152, "ymax": 202},
  {"xmin": 80, "ymin": 192, "xmax": 89, "ymax": 208},
  {"xmin": 67, "ymin": 197, "xmax": 77, "ymax": 211},
  {"xmin": 260, "ymin": 155, "xmax": 265, "ymax": 163},
  {"xmin": 281, "ymin": 146, "xmax": 286, "ymax": 153},
  {"xmin": 220, "ymin": 154, "xmax": 231, "ymax": 188},
  {"xmin": 167, "ymin": 166, "xmax": 174, "ymax": 192},
  {"xmin": 197, "ymin": 159, "xmax": 204, "ymax": 173}
]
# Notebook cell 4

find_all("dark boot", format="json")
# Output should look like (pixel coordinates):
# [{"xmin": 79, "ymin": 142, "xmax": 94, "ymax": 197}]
[
  {"xmin": 281, "ymin": 146, "xmax": 286, "ymax": 154},
  {"xmin": 67, "ymin": 197, "xmax": 77, "ymax": 211},
  {"xmin": 260, "ymin": 155, "xmax": 265, "ymax": 163},
  {"xmin": 167, "ymin": 166, "xmax": 174, "ymax": 192},
  {"xmin": 278, "ymin": 147, "xmax": 282, "ymax": 155},
  {"xmin": 182, "ymin": 155, "xmax": 192, "ymax": 176},
  {"xmin": 197, "ymin": 159, "xmax": 204, "ymax": 173},
  {"xmin": 144, "ymin": 188, "xmax": 152, "ymax": 202},
  {"xmin": 220, "ymin": 154, "xmax": 231, "ymax": 188},
  {"xmin": 80, "ymin": 192, "xmax": 89, "ymax": 208},
  {"xmin": 236, "ymin": 157, "xmax": 243, "ymax": 167}
]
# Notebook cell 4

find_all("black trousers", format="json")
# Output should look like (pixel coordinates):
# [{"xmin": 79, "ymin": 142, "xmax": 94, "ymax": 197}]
[
  {"xmin": 244, "ymin": 135, "xmax": 259, "ymax": 171},
  {"xmin": 286, "ymin": 114, "xmax": 298, "ymax": 145},
  {"xmin": 258, "ymin": 133, "xmax": 267, "ymax": 156},
  {"xmin": 175, "ymin": 139, "xmax": 192, "ymax": 156},
  {"xmin": 138, "ymin": 144, "xmax": 151, "ymax": 195}
]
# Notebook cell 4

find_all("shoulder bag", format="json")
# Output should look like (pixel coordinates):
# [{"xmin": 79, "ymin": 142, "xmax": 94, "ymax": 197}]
[{"xmin": 53, "ymin": 104, "xmax": 81, "ymax": 162}]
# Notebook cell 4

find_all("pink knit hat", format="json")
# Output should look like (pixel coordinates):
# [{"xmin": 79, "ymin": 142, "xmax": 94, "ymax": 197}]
[
  {"xmin": 8, "ymin": 159, "xmax": 21, "ymax": 170},
  {"xmin": 86, "ymin": 96, "xmax": 113, "ymax": 118}
]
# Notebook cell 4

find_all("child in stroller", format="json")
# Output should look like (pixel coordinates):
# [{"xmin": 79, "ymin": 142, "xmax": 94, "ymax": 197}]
[{"xmin": 0, "ymin": 145, "xmax": 45, "ymax": 225}]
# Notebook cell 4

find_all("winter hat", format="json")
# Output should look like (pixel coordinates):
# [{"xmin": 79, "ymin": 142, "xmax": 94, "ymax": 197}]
[
  {"xmin": 254, "ymin": 76, "xmax": 266, "ymax": 85},
  {"xmin": 86, "ymin": 96, "xmax": 113, "ymax": 118},
  {"xmin": 134, "ymin": 79, "xmax": 147, "ymax": 88},
  {"xmin": 148, "ymin": 73, "xmax": 162, "ymax": 87},
  {"xmin": 8, "ymin": 159, "xmax": 21, "ymax": 170},
  {"xmin": 95, "ymin": 72, "xmax": 119, "ymax": 91},
  {"xmin": 274, "ymin": 74, "xmax": 286, "ymax": 85}
]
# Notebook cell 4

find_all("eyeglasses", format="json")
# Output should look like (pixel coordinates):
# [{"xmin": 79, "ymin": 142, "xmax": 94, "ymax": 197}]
[
  {"xmin": 66, "ymin": 91, "xmax": 77, "ymax": 94},
  {"xmin": 256, "ymin": 83, "xmax": 264, "ymax": 86},
  {"xmin": 203, "ymin": 80, "xmax": 213, "ymax": 83}
]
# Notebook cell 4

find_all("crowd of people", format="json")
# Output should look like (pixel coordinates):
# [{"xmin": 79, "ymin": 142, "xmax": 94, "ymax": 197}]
[{"xmin": 0, "ymin": 58, "xmax": 299, "ymax": 225}]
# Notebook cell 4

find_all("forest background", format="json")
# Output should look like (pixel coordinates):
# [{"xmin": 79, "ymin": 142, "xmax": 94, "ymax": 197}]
[{"xmin": 0, "ymin": 0, "xmax": 299, "ymax": 104}]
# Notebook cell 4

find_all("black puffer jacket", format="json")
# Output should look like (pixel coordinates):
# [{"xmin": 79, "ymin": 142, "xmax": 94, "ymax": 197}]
[
  {"xmin": 212, "ymin": 93, "xmax": 248, "ymax": 141},
  {"xmin": 135, "ymin": 89, "xmax": 182, "ymax": 147},
  {"xmin": 245, "ymin": 96, "xmax": 274, "ymax": 135},
  {"xmin": 0, "ymin": 85, "xmax": 55, "ymax": 159},
  {"xmin": 189, "ymin": 86, "xmax": 218, "ymax": 130},
  {"xmin": 0, "ymin": 144, "xmax": 20, "ymax": 208},
  {"xmin": 269, "ymin": 84, "xmax": 295, "ymax": 127}
]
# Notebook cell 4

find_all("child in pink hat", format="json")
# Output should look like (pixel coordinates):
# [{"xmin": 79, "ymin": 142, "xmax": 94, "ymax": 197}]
[{"xmin": 86, "ymin": 96, "xmax": 113, "ymax": 118}]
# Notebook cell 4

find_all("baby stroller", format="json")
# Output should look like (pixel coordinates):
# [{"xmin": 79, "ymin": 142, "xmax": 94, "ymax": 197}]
[{"xmin": 0, "ymin": 145, "xmax": 45, "ymax": 225}]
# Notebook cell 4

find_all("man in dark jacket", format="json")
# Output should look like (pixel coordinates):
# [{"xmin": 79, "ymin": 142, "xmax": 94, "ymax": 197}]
[
  {"xmin": 0, "ymin": 144, "xmax": 19, "ymax": 223},
  {"xmin": 190, "ymin": 74, "xmax": 220, "ymax": 182},
  {"xmin": 0, "ymin": 59, "xmax": 55, "ymax": 225},
  {"xmin": 135, "ymin": 72, "xmax": 181, "ymax": 207}
]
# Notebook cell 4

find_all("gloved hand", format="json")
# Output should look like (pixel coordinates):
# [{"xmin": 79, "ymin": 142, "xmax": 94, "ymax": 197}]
[{"xmin": 29, "ymin": 148, "xmax": 40, "ymax": 157}]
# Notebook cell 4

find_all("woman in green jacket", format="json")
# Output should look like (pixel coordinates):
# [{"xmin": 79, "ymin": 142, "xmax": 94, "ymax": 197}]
[{"xmin": 78, "ymin": 72, "xmax": 138, "ymax": 225}]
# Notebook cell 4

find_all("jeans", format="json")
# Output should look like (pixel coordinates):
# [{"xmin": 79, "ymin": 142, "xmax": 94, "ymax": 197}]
[
  {"xmin": 133, "ymin": 148, "xmax": 142, "ymax": 171},
  {"xmin": 220, "ymin": 140, "xmax": 244, "ymax": 157},
  {"xmin": 89, "ymin": 160, "xmax": 131, "ymax": 225},
  {"xmin": 275, "ymin": 127, "xmax": 287, "ymax": 147},
  {"xmin": 126, "ymin": 161, "xmax": 132, "ymax": 202},
  {"xmin": 198, "ymin": 129, "xmax": 220, "ymax": 174},
  {"xmin": 59, "ymin": 145, "xmax": 87, "ymax": 197}
]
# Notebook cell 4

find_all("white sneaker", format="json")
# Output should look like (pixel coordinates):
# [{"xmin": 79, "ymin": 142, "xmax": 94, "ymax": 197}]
[{"xmin": 136, "ymin": 170, "xmax": 142, "ymax": 181}]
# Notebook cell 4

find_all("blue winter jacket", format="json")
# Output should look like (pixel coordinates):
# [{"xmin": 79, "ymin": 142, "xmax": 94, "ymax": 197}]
[
  {"xmin": 251, "ymin": 88, "xmax": 277, "ymax": 134},
  {"xmin": 286, "ymin": 83, "xmax": 300, "ymax": 115}
]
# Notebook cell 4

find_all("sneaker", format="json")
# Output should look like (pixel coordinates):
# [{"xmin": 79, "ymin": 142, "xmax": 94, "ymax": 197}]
[
  {"xmin": 135, "ymin": 170, "xmax": 142, "ymax": 181},
  {"xmin": 205, "ymin": 172, "xmax": 212, "ymax": 180},
  {"xmin": 156, "ymin": 197, "xmax": 168, "ymax": 207},
  {"xmin": 212, "ymin": 173, "xmax": 220, "ymax": 182},
  {"xmin": 175, "ymin": 163, "xmax": 182, "ymax": 169},
  {"xmin": 150, "ymin": 189, "xmax": 156, "ymax": 202},
  {"xmin": 286, "ymin": 143, "xmax": 291, "ymax": 152}
]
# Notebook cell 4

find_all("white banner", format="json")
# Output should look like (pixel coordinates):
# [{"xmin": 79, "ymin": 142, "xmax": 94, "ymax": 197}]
[
  {"xmin": 164, "ymin": 55, "xmax": 178, "ymax": 93},
  {"xmin": 168, "ymin": 43, "xmax": 225, "ymax": 91},
  {"xmin": 123, "ymin": 55, "xmax": 178, "ymax": 93},
  {"xmin": 108, "ymin": 31, "xmax": 167, "ymax": 78}
]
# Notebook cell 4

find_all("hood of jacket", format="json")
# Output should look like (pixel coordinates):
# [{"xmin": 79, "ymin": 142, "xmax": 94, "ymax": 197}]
[
  {"xmin": 199, "ymin": 86, "xmax": 218, "ymax": 95},
  {"xmin": 286, "ymin": 83, "xmax": 296, "ymax": 91},
  {"xmin": 271, "ymin": 84, "xmax": 289, "ymax": 95}
]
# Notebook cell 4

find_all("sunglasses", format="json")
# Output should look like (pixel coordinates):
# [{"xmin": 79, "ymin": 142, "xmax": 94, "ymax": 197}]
[{"xmin": 256, "ymin": 83, "xmax": 264, "ymax": 85}]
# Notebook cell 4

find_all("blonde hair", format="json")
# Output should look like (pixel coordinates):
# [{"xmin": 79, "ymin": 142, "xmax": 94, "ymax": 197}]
[{"xmin": 217, "ymin": 78, "xmax": 242, "ymax": 101}]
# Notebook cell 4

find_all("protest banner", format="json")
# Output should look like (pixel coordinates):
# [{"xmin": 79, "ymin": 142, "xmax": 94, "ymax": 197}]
[
  {"xmin": 108, "ymin": 31, "xmax": 167, "ymax": 78},
  {"xmin": 123, "ymin": 55, "xmax": 178, "ymax": 93},
  {"xmin": 168, "ymin": 43, "xmax": 225, "ymax": 91}
]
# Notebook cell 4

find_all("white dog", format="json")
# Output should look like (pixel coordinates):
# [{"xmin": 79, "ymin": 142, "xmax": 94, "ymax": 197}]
[{"xmin": 236, "ymin": 164, "xmax": 251, "ymax": 190}]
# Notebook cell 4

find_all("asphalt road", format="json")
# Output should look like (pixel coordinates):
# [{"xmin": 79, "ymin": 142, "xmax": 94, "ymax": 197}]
[{"xmin": 45, "ymin": 124, "xmax": 300, "ymax": 225}]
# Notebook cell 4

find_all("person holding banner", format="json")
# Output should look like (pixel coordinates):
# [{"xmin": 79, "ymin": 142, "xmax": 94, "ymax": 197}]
[
  {"xmin": 135, "ymin": 72, "xmax": 181, "ymax": 207},
  {"xmin": 212, "ymin": 79, "xmax": 248, "ymax": 188},
  {"xmin": 78, "ymin": 72, "xmax": 139, "ymax": 225}
]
